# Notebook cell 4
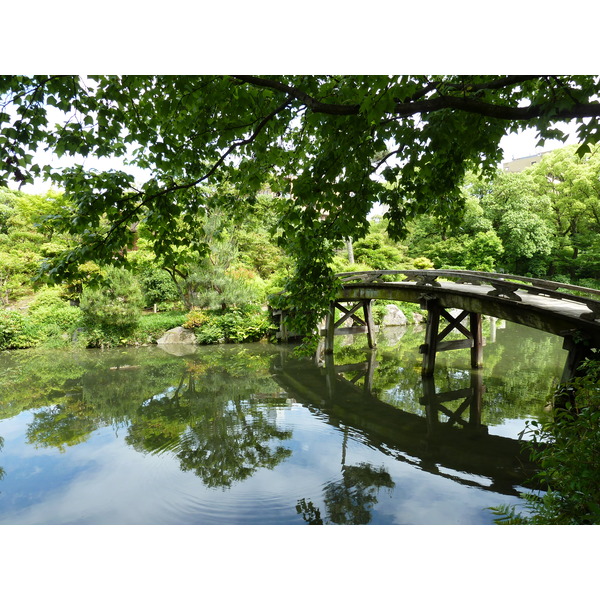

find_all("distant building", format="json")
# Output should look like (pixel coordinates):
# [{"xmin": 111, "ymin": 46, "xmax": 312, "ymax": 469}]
[{"xmin": 503, "ymin": 152, "xmax": 550, "ymax": 173}]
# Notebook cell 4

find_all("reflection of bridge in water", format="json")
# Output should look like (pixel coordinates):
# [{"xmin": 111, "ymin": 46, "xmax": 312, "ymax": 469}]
[{"xmin": 271, "ymin": 349, "xmax": 538, "ymax": 498}]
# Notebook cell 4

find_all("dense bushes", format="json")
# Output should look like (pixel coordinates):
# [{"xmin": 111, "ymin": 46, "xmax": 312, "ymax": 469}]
[
  {"xmin": 79, "ymin": 267, "xmax": 145, "ymax": 346},
  {"xmin": 0, "ymin": 298, "xmax": 274, "ymax": 351},
  {"xmin": 184, "ymin": 306, "xmax": 275, "ymax": 344},
  {"xmin": 492, "ymin": 358, "xmax": 600, "ymax": 524},
  {"xmin": 0, "ymin": 309, "xmax": 37, "ymax": 350},
  {"xmin": 0, "ymin": 288, "xmax": 84, "ymax": 350}
]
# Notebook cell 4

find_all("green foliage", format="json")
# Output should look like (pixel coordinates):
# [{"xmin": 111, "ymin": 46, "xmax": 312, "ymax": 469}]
[
  {"xmin": 185, "ymin": 306, "xmax": 275, "ymax": 345},
  {"xmin": 80, "ymin": 267, "xmax": 144, "ymax": 345},
  {"xmin": 26, "ymin": 288, "xmax": 83, "ymax": 347},
  {"xmin": 139, "ymin": 268, "xmax": 180, "ymax": 307},
  {"xmin": 2, "ymin": 76, "xmax": 598, "ymax": 329},
  {"xmin": 492, "ymin": 358, "xmax": 600, "ymax": 524},
  {"xmin": 402, "ymin": 145, "xmax": 600, "ymax": 284},
  {"xmin": 135, "ymin": 311, "xmax": 187, "ymax": 344},
  {"xmin": 411, "ymin": 256, "xmax": 434, "ymax": 270},
  {"xmin": 0, "ymin": 309, "xmax": 37, "ymax": 350},
  {"xmin": 329, "ymin": 255, "xmax": 372, "ymax": 276},
  {"xmin": 463, "ymin": 230, "xmax": 504, "ymax": 271},
  {"xmin": 352, "ymin": 233, "xmax": 407, "ymax": 270},
  {"xmin": 183, "ymin": 309, "xmax": 210, "ymax": 330}
]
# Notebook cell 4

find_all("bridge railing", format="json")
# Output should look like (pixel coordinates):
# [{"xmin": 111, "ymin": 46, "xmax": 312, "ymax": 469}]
[{"xmin": 336, "ymin": 269, "xmax": 600, "ymax": 321}]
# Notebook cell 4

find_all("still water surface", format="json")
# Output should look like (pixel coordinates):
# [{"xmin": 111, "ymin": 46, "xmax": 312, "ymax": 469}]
[{"xmin": 0, "ymin": 321, "xmax": 565, "ymax": 524}]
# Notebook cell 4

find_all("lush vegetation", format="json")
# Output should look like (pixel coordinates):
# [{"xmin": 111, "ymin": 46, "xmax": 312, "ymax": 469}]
[
  {"xmin": 491, "ymin": 356, "xmax": 600, "ymax": 524},
  {"xmin": 2, "ymin": 76, "xmax": 600, "ymax": 334},
  {"xmin": 0, "ymin": 186, "xmax": 289, "ymax": 349},
  {"xmin": 1, "ymin": 143, "xmax": 600, "ymax": 352}
]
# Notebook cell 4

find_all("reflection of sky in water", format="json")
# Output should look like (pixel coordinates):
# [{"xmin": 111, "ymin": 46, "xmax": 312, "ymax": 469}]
[
  {"xmin": 0, "ymin": 323, "xmax": 565, "ymax": 525},
  {"xmin": 487, "ymin": 418, "xmax": 533, "ymax": 439},
  {"xmin": 1, "ymin": 402, "xmax": 522, "ymax": 525}
]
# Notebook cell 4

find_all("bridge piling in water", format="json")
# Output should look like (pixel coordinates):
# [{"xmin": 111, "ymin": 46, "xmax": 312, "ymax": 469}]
[
  {"xmin": 419, "ymin": 296, "xmax": 485, "ymax": 377},
  {"xmin": 561, "ymin": 333, "xmax": 596, "ymax": 383},
  {"xmin": 323, "ymin": 299, "xmax": 377, "ymax": 354},
  {"xmin": 420, "ymin": 369, "xmax": 487, "ymax": 437}
]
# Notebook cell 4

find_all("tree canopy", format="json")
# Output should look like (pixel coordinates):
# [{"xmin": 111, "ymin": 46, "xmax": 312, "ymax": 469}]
[{"xmin": 1, "ymin": 75, "xmax": 599, "ymax": 329}]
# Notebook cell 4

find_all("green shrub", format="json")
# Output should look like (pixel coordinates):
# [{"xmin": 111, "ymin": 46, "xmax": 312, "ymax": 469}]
[
  {"xmin": 140, "ymin": 268, "xmax": 180, "ymax": 306},
  {"xmin": 80, "ymin": 267, "xmax": 144, "ymax": 344},
  {"xmin": 214, "ymin": 307, "xmax": 273, "ymax": 343},
  {"xmin": 28, "ymin": 289, "xmax": 83, "ymax": 334},
  {"xmin": 195, "ymin": 321, "xmax": 226, "ymax": 345},
  {"xmin": 491, "ymin": 358, "xmax": 600, "ymax": 525},
  {"xmin": 136, "ymin": 311, "xmax": 187, "ymax": 343},
  {"xmin": 28, "ymin": 288, "xmax": 69, "ymax": 310},
  {"xmin": 412, "ymin": 256, "xmax": 434, "ymax": 270},
  {"xmin": 0, "ymin": 309, "xmax": 37, "ymax": 350},
  {"xmin": 186, "ymin": 306, "xmax": 274, "ymax": 345},
  {"xmin": 183, "ymin": 309, "xmax": 210, "ymax": 330}
]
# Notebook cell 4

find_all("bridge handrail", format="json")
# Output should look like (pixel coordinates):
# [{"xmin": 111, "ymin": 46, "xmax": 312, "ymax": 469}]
[{"xmin": 336, "ymin": 269, "xmax": 600, "ymax": 319}]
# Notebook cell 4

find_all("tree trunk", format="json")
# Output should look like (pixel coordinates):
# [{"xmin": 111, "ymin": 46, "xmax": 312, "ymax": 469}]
[{"xmin": 346, "ymin": 237, "xmax": 354, "ymax": 264}]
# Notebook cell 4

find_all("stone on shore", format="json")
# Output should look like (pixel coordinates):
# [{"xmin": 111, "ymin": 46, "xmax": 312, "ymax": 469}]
[
  {"xmin": 156, "ymin": 326, "xmax": 197, "ymax": 345},
  {"xmin": 382, "ymin": 304, "xmax": 408, "ymax": 326}
]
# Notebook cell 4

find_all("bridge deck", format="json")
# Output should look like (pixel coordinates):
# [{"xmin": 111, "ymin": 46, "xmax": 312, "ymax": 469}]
[{"xmin": 339, "ymin": 279, "xmax": 600, "ymax": 344}]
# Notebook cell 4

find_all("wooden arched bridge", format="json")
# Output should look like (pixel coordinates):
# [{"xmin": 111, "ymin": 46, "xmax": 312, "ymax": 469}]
[{"xmin": 279, "ymin": 269, "xmax": 600, "ymax": 381}]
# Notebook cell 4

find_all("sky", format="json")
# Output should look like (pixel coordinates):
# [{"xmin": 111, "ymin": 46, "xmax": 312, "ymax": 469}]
[{"xmin": 499, "ymin": 121, "xmax": 581, "ymax": 161}]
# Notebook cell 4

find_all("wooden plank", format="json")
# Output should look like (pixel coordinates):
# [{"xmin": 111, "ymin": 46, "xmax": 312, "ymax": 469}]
[
  {"xmin": 333, "ymin": 301, "xmax": 366, "ymax": 328},
  {"xmin": 438, "ymin": 309, "xmax": 471, "ymax": 341},
  {"xmin": 364, "ymin": 299, "xmax": 377, "ymax": 349},
  {"xmin": 437, "ymin": 339, "xmax": 475, "ymax": 352},
  {"xmin": 319, "ymin": 326, "xmax": 380, "ymax": 336}
]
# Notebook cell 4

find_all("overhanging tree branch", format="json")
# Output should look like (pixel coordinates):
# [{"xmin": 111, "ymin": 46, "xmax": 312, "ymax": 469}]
[
  {"xmin": 234, "ymin": 75, "xmax": 600, "ymax": 123},
  {"xmin": 83, "ymin": 94, "xmax": 294, "ymax": 256}
]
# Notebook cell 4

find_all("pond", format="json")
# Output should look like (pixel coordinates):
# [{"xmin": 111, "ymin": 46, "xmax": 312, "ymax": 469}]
[{"xmin": 0, "ymin": 320, "xmax": 566, "ymax": 525}]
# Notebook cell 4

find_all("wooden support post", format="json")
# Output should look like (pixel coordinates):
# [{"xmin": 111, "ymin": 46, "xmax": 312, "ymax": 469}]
[
  {"xmin": 468, "ymin": 368, "xmax": 485, "ymax": 430},
  {"xmin": 420, "ymin": 299, "xmax": 441, "ymax": 377},
  {"xmin": 470, "ymin": 312, "xmax": 483, "ymax": 369},
  {"xmin": 421, "ymin": 376, "xmax": 439, "ymax": 435},
  {"xmin": 561, "ymin": 335, "xmax": 591, "ymax": 383},
  {"xmin": 324, "ymin": 352, "xmax": 336, "ymax": 400},
  {"xmin": 325, "ymin": 303, "xmax": 336, "ymax": 354},
  {"xmin": 363, "ymin": 300, "xmax": 377, "ymax": 349},
  {"xmin": 364, "ymin": 348, "xmax": 377, "ymax": 394}
]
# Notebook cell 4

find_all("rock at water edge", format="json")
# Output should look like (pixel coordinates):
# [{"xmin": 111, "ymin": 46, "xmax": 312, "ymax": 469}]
[{"xmin": 156, "ymin": 326, "xmax": 197, "ymax": 345}]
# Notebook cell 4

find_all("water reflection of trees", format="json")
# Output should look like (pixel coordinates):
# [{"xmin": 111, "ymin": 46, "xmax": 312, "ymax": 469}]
[
  {"xmin": 332, "ymin": 322, "xmax": 565, "ymax": 425},
  {"xmin": 27, "ymin": 400, "xmax": 98, "ymax": 451},
  {"xmin": 2, "ymin": 346, "xmax": 293, "ymax": 489},
  {"xmin": 0, "ymin": 323, "xmax": 565, "ymax": 497},
  {"xmin": 125, "ymin": 365, "xmax": 292, "ymax": 489},
  {"xmin": 296, "ymin": 463, "xmax": 394, "ymax": 525},
  {"xmin": 175, "ymin": 400, "xmax": 292, "ymax": 488}
]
